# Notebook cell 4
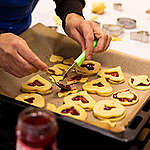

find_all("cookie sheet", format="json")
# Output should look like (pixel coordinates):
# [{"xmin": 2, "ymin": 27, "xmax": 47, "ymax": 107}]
[{"xmin": 0, "ymin": 23, "xmax": 150, "ymax": 133}]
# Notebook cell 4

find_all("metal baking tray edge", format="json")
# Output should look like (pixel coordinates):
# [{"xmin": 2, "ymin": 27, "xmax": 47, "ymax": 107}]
[{"xmin": 0, "ymin": 94, "xmax": 150, "ymax": 143}]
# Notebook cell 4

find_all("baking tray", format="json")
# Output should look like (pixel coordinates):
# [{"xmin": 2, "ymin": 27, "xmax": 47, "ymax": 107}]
[{"xmin": 0, "ymin": 23, "xmax": 150, "ymax": 143}]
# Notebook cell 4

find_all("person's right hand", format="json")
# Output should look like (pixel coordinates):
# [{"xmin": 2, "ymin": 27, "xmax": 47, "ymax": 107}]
[{"xmin": 0, "ymin": 33, "xmax": 48, "ymax": 78}]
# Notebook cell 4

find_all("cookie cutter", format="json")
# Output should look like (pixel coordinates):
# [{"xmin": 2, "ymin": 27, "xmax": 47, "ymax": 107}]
[
  {"xmin": 117, "ymin": 17, "xmax": 136, "ymax": 29},
  {"xmin": 130, "ymin": 31, "xmax": 150, "ymax": 43},
  {"xmin": 113, "ymin": 3, "xmax": 122, "ymax": 11},
  {"xmin": 102, "ymin": 24, "xmax": 124, "ymax": 37}
]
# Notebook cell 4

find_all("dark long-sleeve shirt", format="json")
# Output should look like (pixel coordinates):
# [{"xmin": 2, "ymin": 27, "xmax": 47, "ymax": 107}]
[{"xmin": 0, "ymin": 0, "xmax": 85, "ymax": 35}]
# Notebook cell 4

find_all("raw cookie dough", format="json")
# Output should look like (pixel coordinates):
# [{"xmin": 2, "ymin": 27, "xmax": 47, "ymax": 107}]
[
  {"xmin": 128, "ymin": 75, "xmax": 150, "ymax": 90},
  {"xmin": 98, "ymin": 66, "xmax": 125, "ymax": 84},
  {"xmin": 93, "ymin": 100, "xmax": 126, "ymax": 121},
  {"xmin": 46, "ymin": 103, "xmax": 57, "ymax": 112},
  {"xmin": 63, "ymin": 57, "xmax": 74, "ymax": 65},
  {"xmin": 15, "ymin": 93, "xmax": 45, "ymax": 108},
  {"xmin": 48, "ymin": 67, "xmax": 63, "ymax": 75},
  {"xmin": 54, "ymin": 64, "xmax": 70, "ymax": 72},
  {"xmin": 56, "ymin": 103, "xmax": 87, "ymax": 120},
  {"xmin": 21, "ymin": 74, "xmax": 52, "ymax": 95},
  {"xmin": 49, "ymin": 75, "xmax": 63, "ymax": 83},
  {"xmin": 75, "ymin": 60, "xmax": 101, "ymax": 76},
  {"xmin": 63, "ymin": 91, "xmax": 96, "ymax": 111},
  {"xmin": 58, "ymin": 84, "xmax": 78, "ymax": 98},
  {"xmin": 111, "ymin": 89, "xmax": 139, "ymax": 105},
  {"xmin": 67, "ymin": 74, "xmax": 88, "ymax": 85},
  {"xmin": 49, "ymin": 54, "xmax": 63, "ymax": 63},
  {"xmin": 83, "ymin": 78, "xmax": 113, "ymax": 96}
]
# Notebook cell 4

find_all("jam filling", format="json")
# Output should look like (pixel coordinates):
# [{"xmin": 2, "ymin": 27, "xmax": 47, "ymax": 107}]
[
  {"xmin": 59, "ymin": 84, "xmax": 72, "ymax": 92},
  {"xmin": 104, "ymin": 105, "xmax": 116, "ymax": 110},
  {"xmin": 131, "ymin": 78, "xmax": 150, "ymax": 86},
  {"xmin": 113, "ymin": 89, "xmax": 137, "ymax": 102},
  {"xmin": 24, "ymin": 97, "xmax": 35, "ymax": 103},
  {"xmin": 81, "ymin": 63, "xmax": 95, "ymax": 70},
  {"xmin": 48, "ymin": 69, "xmax": 55, "ymax": 74},
  {"xmin": 72, "ymin": 96, "xmax": 89, "ymax": 103},
  {"xmin": 93, "ymin": 82, "xmax": 104, "ymax": 87},
  {"xmin": 61, "ymin": 106, "xmax": 80, "ymax": 115},
  {"xmin": 105, "ymin": 72, "xmax": 119, "ymax": 77},
  {"xmin": 28, "ymin": 80, "xmax": 44, "ymax": 87},
  {"xmin": 68, "ymin": 75, "xmax": 82, "ymax": 81}
]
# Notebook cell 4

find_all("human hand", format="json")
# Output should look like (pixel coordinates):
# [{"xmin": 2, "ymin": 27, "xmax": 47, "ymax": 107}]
[
  {"xmin": 0, "ymin": 33, "xmax": 48, "ymax": 77},
  {"xmin": 65, "ymin": 13, "xmax": 111, "ymax": 59}
]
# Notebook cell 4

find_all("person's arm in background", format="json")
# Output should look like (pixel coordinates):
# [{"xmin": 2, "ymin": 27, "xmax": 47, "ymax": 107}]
[{"xmin": 54, "ymin": 0, "xmax": 111, "ymax": 59}]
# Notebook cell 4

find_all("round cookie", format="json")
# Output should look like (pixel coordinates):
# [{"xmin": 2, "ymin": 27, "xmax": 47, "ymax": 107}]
[
  {"xmin": 56, "ymin": 103, "xmax": 87, "ymax": 120},
  {"xmin": 75, "ymin": 60, "xmax": 101, "ymax": 76},
  {"xmin": 63, "ymin": 57, "xmax": 74, "ymax": 65},
  {"xmin": 111, "ymin": 89, "xmax": 138, "ymax": 106},
  {"xmin": 21, "ymin": 74, "xmax": 52, "ymax": 95},
  {"xmin": 82, "ymin": 78, "xmax": 113, "ymax": 96},
  {"xmin": 93, "ymin": 100, "xmax": 126, "ymax": 121},
  {"xmin": 63, "ymin": 91, "xmax": 96, "ymax": 111},
  {"xmin": 49, "ymin": 54, "xmax": 63, "ymax": 63},
  {"xmin": 128, "ymin": 75, "xmax": 150, "ymax": 90},
  {"xmin": 15, "ymin": 93, "xmax": 45, "ymax": 108}
]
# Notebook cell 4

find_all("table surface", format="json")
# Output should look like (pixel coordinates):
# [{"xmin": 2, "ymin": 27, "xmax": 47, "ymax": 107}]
[{"xmin": 31, "ymin": 0, "xmax": 150, "ymax": 60}]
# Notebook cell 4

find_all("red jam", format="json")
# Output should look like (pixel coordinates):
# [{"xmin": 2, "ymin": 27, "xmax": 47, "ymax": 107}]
[
  {"xmin": 81, "ymin": 63, "xmax": 94, "ymax": 70},
  {"xmin": 104, "ymin": 105, "xmax": 116, "ymax": 110},
  {"xmin": 131, "ymin": 78, "xmax": 150, "ymax": 86},
  {"xmin": 16, "ymin": 108, "xmax": 58, "ymax": 150},
  {"xmin": 61, "ymin": 106, "xmax": 80, "ymax": 115},
  {"xmin": 105, "ymin": 72, "xmax": 119, "ymax": 77},
  {"xmin": 28, "ymin": 80, "xmax": 44, "ymax": 87},
  {"xmin": 59, "ymin": 84, "xmax": 72, "ymax": 92},
  {"xmin": 68, "ymin": 75, "xmax": 82, "ymax": 81},
  {"xmin": 93, "ymin": 82, "xmax": 104, "ymax": 87},
  {"xmin": 72, "ymin": 96, "xmax": 89, "ymax": 103},
  {"xmin": 48, "ymin": 69, "xmax": 55, "ymax": 74},
  {"xmin": 113, "ymin": 89, "xmax": 137, "ymax": 102},
  {"xmin": 24, "ymin": 97, "xmax": 35, "ymax": 103}
]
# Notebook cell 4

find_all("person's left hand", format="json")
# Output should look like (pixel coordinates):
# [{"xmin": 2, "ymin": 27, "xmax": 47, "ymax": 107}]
[{"xmin": 65, "ymin": 13, "xmax": 111, "ymax": 60}]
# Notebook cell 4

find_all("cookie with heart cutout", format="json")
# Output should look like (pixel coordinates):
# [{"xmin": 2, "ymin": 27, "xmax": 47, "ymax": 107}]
[
  {"xmin": 15, "ymin": 93, "xmax": 45, "ymax": 108},
  {"xmin": 128, "ymin": 75, "xmax": 150, "ymax": 90},
  {"xmin": 82, "ymin": 77, "xmax": 113, "ymax": 96},
  {"xmin": 111, "ymin": 89, "xmax": 139, "ymax": 106},
  {"xmin": 63, "ymin": 91, "xmax": 96, "ymax": 111},
  {"xmin": 75, "ymin": 60, "xmax": 101, "ymax": 76},
  {"xmin": 21, "ymin": 74, "xmax": 52, "ymax": 95},
  {"xmin": 56, "ymin": 103, "xmax": 87, "ymax": 120},
  {"xmin": 98, "ymin": 66, "xmax": 125, "ymax": 84}
]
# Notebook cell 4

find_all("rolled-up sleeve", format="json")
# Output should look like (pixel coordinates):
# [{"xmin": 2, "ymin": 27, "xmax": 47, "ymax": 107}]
[{"xmin": 53, "ymin": 0, "xmax": 85, "ymax": 29}]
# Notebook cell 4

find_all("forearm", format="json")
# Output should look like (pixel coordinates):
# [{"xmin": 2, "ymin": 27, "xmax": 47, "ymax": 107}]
[{"xmin": 53, "ymin": 0, "xmax": 85, "ymax": 29}]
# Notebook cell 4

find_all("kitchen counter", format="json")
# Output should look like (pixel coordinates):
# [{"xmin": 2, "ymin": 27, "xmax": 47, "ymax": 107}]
[{"xmin": 31, "ymin": 0, "xmax": 150, "ymax": 60}]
